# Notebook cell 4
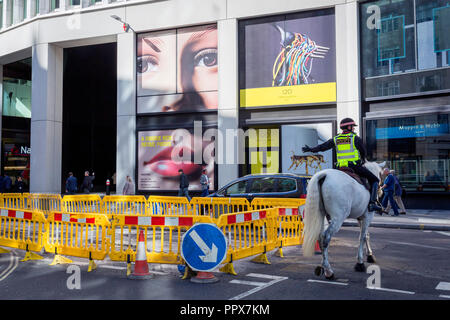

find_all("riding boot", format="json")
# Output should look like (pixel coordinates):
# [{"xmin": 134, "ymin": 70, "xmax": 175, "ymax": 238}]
[{"xmin": 368, "ymin": 182, "xmax": 382, "ymax": 213}]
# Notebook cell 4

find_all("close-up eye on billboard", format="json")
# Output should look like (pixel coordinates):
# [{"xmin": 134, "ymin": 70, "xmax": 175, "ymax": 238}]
[
  {"xmin": 239, "ymin": 9, "xmax": 336, "ymax": 108},
  {"xmin": 137, "ymin": 24, "xmax": 218, "ymax": 114}
]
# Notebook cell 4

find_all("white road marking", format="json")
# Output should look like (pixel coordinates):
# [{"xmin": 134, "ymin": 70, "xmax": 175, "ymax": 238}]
[
  {"xmin": 229, "ymin": 273, "xmax": 288, "ymax": 300},
  {"xmin": 0, "ymin": 252, "xmax": 19, "ymax": 282},
  {"xmin": 436, "ymin": 282, "xmax": 450, "ymax": 291},
  {"xmin": 418, "ymin": 218, "xmax": 450, "ymax": 225},
  {"xmin": 307, "ymin": 279, "xmax": 348, "ymax": 286},
  {"xmin": 367, "ymin": 286, "xmax": 415, "ymax": 295},
  {"xmin": 230, "ymin": 280, "xmax": 266, "ymax": 287},
  {"xmin": 435, "ymin": 231, "xmax": 450, "ymax": 237},
  {"xmin": 388, "ymin": 241, "xmax": 450, "ymax": 251}
]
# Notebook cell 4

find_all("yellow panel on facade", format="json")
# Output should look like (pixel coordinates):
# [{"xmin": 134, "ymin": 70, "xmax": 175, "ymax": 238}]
[
  {"xmin": 250, "ymin": 151, "xmax": 279, "ymax": 174},
  {"xmin": 240, "ymin": 82, "xmax": 337, "ymax": 108}
]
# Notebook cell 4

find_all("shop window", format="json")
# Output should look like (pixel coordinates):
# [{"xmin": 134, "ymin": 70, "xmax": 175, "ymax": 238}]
[
  {"xmin": 366, "ymin": 112, "xmax": 449, "ymax": 192},
  {"xmin": 247, "ymin": 128, "xmax": 279, "ymax": 174}
]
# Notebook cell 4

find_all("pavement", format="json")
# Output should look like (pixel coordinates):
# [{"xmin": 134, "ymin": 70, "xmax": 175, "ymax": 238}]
[{"xmin": 343, "ymin": 209, "xmax": 450, "ymax": 231}]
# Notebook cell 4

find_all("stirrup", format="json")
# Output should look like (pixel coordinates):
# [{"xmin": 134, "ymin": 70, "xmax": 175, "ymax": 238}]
[{"xmin": 368, "ymin": 202, "xmax": 382, "ymax": 212}]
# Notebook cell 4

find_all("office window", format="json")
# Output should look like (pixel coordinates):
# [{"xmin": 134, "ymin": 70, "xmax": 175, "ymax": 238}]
[
  {"xmin": 360, "ymin": 0, "xmax": 450, "ymax": 98},
  {"xmin": 50, "ymin": 0, "xmax": 60, "ymax": 11},
  {"xmin": 0, "ymin": 1, "xmax": 3, "ymax": 28},
  {"xmin": 71, "ymin": 0, "xmax": 80, "ymax": 5}
]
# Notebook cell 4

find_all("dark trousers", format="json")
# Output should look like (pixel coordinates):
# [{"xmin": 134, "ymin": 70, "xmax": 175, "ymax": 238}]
[
  {"xmin": 201, "ymin": 189, "xmax": 209, "ymax": 197},
  {"xmin": 382, "ymin": 190, "xmax": 399, "ymax": 215},
  {"xmin": 178, "ymin": 187, "xmax": 191, "ymax": 202},
  {"xmin": 348, "ymin": 162, "xmax": 379, "ymax": 185}
]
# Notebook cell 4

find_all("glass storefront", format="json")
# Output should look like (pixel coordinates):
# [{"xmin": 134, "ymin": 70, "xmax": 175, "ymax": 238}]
[
  {"xmin": 366, "ymin": 112, "xmax": 449, "ymax": 192},
  {"xmin": 360, "ymin": 0, "xmax": 450, "ymax": 98}
]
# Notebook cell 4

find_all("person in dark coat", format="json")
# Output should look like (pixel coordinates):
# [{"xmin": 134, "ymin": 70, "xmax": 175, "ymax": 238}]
[
  {"xmin": 65, "ymin": 172, "xmax": 78, "ymax": 195},
  {"xmin": 81, "ymin": 171, "xmax": 95, "ymax": 193},
  {"xmin": 14, "ymin": 176, "xmax": 26, "ymax": 193},
  {"xmin": 3, "ymin": 174, "xmax": 12, "ymax": 193},
  {"xmin": 178, "ymin": 169, "xmax": 191, "ymax": 201}
]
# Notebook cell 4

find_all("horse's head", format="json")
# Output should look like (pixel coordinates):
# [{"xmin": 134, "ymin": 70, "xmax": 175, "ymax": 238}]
[{"xmin": 364, "ymin": 160, "xmax": 386, "ymax": 181}]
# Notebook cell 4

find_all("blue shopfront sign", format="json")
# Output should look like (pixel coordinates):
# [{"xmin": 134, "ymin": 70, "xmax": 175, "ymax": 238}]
[{"xmin": 376, "ymin": 122, "xmax": 449, "ymax": 139}]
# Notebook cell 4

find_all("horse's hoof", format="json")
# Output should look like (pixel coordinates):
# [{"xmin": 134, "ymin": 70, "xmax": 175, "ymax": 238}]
[
  {"xmin": 314, "ymin": 266, "xmax": 324, "ymax": 277},
  {"xmin": 367, "ymin": 255, "xmax": 376, "ymax": 263},
  {"xmin": 354, "ymin": 262, "xmax": 366, "ymax": 272}
]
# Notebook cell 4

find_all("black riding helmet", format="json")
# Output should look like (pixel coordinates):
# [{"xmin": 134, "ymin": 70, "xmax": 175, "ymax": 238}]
[{"xmin": 340, "ymin": 118, "xmax": 358, "ymax": 131}]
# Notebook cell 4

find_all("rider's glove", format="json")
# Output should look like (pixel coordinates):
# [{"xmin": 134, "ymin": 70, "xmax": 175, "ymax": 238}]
[{"xmin": 302, "ymin": 145, "xmax": 312, "ymax": 153}]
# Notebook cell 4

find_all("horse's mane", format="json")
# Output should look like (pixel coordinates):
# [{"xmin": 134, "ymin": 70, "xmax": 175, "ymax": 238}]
[{"xmin": 363, "ymin": 160, "xmax": 385, "ymax": 179}]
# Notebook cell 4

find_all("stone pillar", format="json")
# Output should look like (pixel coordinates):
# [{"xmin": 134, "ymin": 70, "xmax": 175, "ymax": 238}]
[
  {"xmin": 335, "ymin": 1, "xmax": 361, "ymax": 135},
  {"xmin": 116, "ymin": 31, "xmax": 136, "ymax": 195},
  {"xmin": 0, "ymin": 65, "xmax": 3, "ymax": 172},
  {"xmin": 30, "ymin": 43, "xmax": 63, "ymax": 193},
  {"xmin": 217, "ymin": 18, "xmax": 239, "ymax": 189}
]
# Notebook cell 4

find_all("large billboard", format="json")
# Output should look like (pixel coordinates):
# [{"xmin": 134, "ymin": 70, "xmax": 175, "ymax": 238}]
[
  {"xmin": 138, "ymin": 129, "xmax": 215, "ymax": 191},
  {"xmin": 239, "ymin": 9, "xmax": 336, "ymax": 108},
  {"xmin": 281, "ymin": 123, "xmax": 333, "ymax": 175},
  {"xmin": 137, "ymin": 24, "xmax": 218, "ymax": 114}
]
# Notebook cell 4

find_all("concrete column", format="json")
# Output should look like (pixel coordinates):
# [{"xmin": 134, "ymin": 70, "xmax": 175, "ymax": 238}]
[
  {"xmin": 217, "ymin": 18, "xmax": 239, "ymax": 189},
  {"xmin": 30, "ymin": 43, "xmax": 63, "ymax": 193},
  {"xmin": 335, "ymin": 1, "xmax": 361, "ymax": 135},
  {"xmin": 116, "ymin": 32, "xmax": 136, "ymax": 195},
  {"xmin": 0, "ymin": 65, "xmax": 3, "ymax": 172}
]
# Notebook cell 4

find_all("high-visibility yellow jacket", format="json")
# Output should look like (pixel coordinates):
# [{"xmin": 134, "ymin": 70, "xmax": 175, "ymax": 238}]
[{"xmin": 333, "ymin": 132, "xmax": 361, "ymax": 167}]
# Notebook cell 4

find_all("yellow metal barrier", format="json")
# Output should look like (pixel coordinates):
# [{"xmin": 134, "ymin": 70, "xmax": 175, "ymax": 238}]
[
  {"xmin": 102, "ymin": 195, "xmax": 147, "ymax": 219},
  {"xmin": 1, "ymin": 193, "xmax": 31, "ymax": 209},
  {"xmin": 217, "ymin": 208, "xmax": 278, "ymax": 268},
  {"xmin": 29, "ymin": 194, "xmax": 62, "ymax": 217},
  {"xmin": 147, "ymin": 196, "xmax": 193, "ymax": 215},
  {"xmin": 61, "ymin": 194, "xmax": 103, "ymax": 213},
  {"xmin": 45, "ymin": 211, "xmax": 110, "ymax": 268},
  {"xmin": 190, "ymin": 197, "xmax": 251, "ymax": 219},
  {"xmin": 251, "ymin": 197, "xmax": 306, "ymax": 210},
  {"xmin": 0, "ymin": 207, "xmax": 47, "ymax": 260},
  {"xmin": 109, "ymin": 213, "xmax": 211, "ymax": 265}
]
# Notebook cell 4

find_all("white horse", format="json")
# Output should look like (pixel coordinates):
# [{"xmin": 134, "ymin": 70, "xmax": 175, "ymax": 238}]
[{"xmin": 302, "ymin": 161, "xmax": 385, "ymax": 280}]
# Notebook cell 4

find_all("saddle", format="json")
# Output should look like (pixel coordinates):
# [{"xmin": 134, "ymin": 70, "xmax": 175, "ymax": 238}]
[{"xmin": 338, "ymin": 167, "xmax": 370, "ymax": 191}]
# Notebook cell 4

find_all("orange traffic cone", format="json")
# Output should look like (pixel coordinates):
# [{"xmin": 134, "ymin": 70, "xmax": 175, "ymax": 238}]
[
  {"xmin": 314, "ymin": 240, "xmax": 321, "ymax": 255},
  {"xmin": 128, "ymin": 230, "xmax": 153, "ymax": 280}
]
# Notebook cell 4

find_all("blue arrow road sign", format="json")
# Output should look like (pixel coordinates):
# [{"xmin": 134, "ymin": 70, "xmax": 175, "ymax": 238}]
[{"xmin": 181, "ymin": 223, "xmax": 227, "ymax": 272}]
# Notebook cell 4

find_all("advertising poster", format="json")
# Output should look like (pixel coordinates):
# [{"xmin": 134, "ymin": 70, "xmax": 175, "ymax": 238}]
[
  {"xmin": 239, "ymin": 9, "xmax": 336, "ymax": 107},
  {"xmin": 137, "ymin": 24, "xmax": 218, "ymax": 113},
  {"xmin": 281, "ymin": 123, "xmax": 333, "ymax": 175},
  {"xmin": 138, "ymin": 129, "xmax": 215, "ymax": 191}
]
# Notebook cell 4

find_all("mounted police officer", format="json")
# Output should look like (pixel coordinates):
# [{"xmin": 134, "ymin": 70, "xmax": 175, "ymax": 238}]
[{"xmin": 302, "ymin": 118, "xmax": 382, "ymax": 213}]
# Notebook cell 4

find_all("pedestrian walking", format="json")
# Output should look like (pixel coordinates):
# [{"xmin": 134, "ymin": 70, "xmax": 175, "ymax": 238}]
[
  {"xmin": 122, "ymin": 175, "xmax": 135, "ymax": 195},
  {"xmin": 385, "ymin": 170, "xmax": 407, "ymax": 215},
  {"xmin": 200, "ymin": 169, "xmax": 210, "ymax": 197},
  {"xmin": 14, "ymin": 176, "xmax": 26, "ymax": 193},
  {"xmin": 65, "ymin": 172, "xmax": 78, "ymax": 195},
  {"xmin": 81, "ymin": 171, "xmax": 95, "ymax": 194},
  {"xmin": 3, "ymin": 174, "xmax": 12, "ymax": 193},
  {"xmin": 178, "ymin": 169, "xmax": 191, "ymax": 201},
  {"xmin": 380, "ymin": 168, "xmax": 400, "ymax": 216}
]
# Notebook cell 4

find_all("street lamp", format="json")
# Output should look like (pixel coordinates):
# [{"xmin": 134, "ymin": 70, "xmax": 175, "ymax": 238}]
[{"xmin": 111, "ymin": 15, "xmax": 134, "ymax": 33}]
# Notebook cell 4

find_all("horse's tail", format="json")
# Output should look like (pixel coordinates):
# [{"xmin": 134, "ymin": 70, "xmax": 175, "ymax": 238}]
[{"xmin": 303, "ymin": 170, "xmax": 327, "ymax": 257}]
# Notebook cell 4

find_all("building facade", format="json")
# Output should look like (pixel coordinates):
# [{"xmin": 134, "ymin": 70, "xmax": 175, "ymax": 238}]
[{"xmin": 0, "ymin": 0, "xmax": 448, "ymax": 208}]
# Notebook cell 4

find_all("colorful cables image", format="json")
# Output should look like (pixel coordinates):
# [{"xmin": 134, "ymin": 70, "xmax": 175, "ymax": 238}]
[{"xmin": 272, "ymin": 24, "xmax": 329, "ymax": 86}]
